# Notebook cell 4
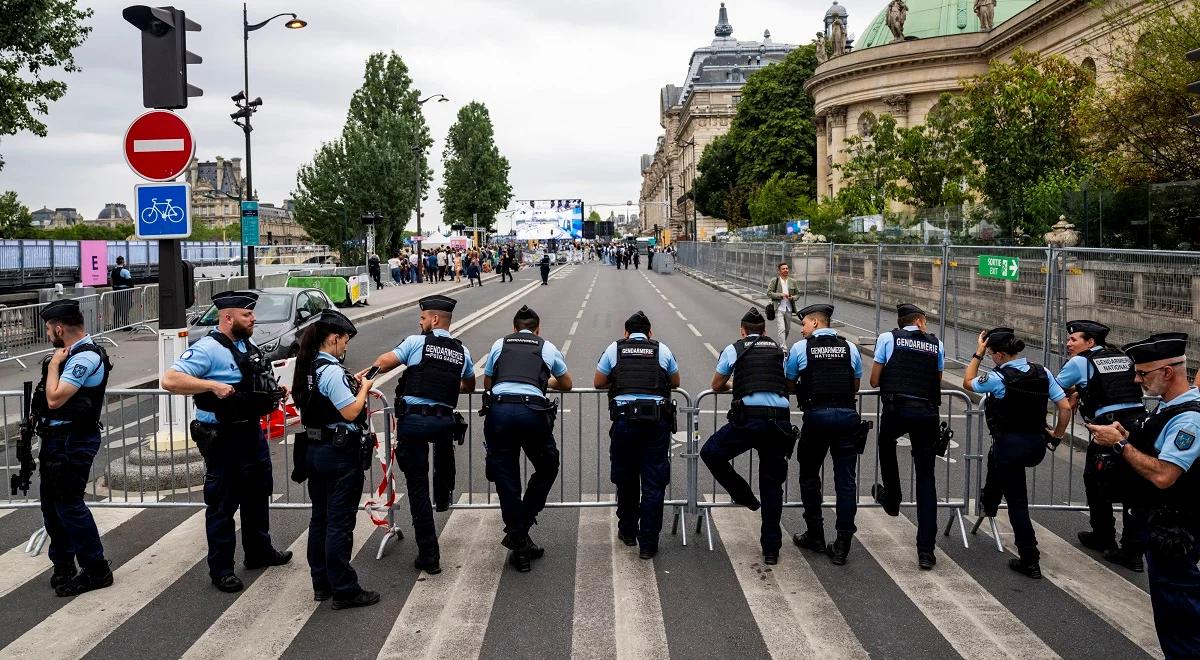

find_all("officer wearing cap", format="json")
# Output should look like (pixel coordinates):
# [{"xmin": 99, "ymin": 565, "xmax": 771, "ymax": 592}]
[
  {"xmin": 868, "ymin": 303, "xmax": 944, "ymax": 569},
  {"xmin": 700, "ymin": 307, "xmax": 796, "ymax": 565},
  {"xmin": 482, "ymin": 305, "xmax": 572, "ymax": 571},
  {"xmin": 109, "ymin": 256, "xmax": 133, "ymax": 330},
  {"xmin": 33, "ymin": 299, "xmax": 114, "ymax": 597},
  {"xmin": 595, "ymin": 311, "xmax": 681, "ymax": 559},
  {"xmin": 964, "ymin": 328, "xmax": 1071, "ymax": 579},
  {"xmin": 369, "ymin": 294, "xmax": 475, "ymax": 575},
  {"xmin": 1056, "ymin": 319, "xmax": 1147, "ymax": 570},
  {"xmin": 1087, "ymin": 333, "xmax": 1200, "ymax": 657},
  {"xmin": 291, "ymin": 310, "xmax": 379, "ymax": 610},
  {"xmin": 163, "ymin": 290, "xmax": 292, "ymax": 594},
  {"xmin": 786, "ymin": 303, "xmax": 863, "ymax": 566}
]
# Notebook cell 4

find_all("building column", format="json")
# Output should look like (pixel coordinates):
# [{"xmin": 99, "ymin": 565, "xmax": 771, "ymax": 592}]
[
  {"xmin": 815, "ymin": 117, "xmax": 829, "ymax": 200},
  {"xmin": 827, "ymin": 106, "xmax": 848, "ymax": 196},
  {"xmin": 883, "ymin": 94, "xmax": 910, "ymax": 129}
]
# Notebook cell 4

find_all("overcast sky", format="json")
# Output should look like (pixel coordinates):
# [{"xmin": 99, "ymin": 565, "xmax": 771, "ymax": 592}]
[{"xmin": 0, "ymin": 0, "xmax": 877, "ymax": 234}]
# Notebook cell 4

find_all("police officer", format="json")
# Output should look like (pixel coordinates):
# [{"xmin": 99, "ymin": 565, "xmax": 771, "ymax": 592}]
[
  {"xmin": 34, "ymin": 299, "xmax": 114, "ymax": 597},
  {"xmin": 964, "ymin": 328, "xmax": 1071, "ymax": 579},
  {"xmin": 786, "ymin": 303, "xmax": 863, "ymax": 565},
  {"xmin": 370, "ymin": 295, "xmax": 474, "ymax": 575},
  {"xmin": 110, "ymin": 256, "xmax": 133, "ymax": 330},
  {"xmin": 1087, "ymin": 333, "xmax": 1200, "ymax": 657},
  {"xmin": 869, "ymin": 303, "xmax": 944, "ymax": 569},
  {"xmin": 700, "ymin": 308, "xmax": 796, "ymax": 565},
  {"xmin": 539, "ymin": 254, "xmax": 551, "ymax": 285},
  {"xmin": 482, "ymin": 306, "xmax": 572, "ymax": 571},
  {"xmin": 1056, "ymin": 319, "xmax": 1147, "ymax": 570},
  {"xmin": 595, "ymin": 311, "xmax": 681, "ymax": 559},
  {"xmin": 162, "ymin": 290, "xmax": 292, "ymax": 593},
  {"xmin": 292, "ymin": 310, "xmax": 380, "ymax": 609}
]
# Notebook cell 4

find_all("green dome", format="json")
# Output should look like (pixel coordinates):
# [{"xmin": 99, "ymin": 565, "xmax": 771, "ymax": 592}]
[{"xmin": 857, "ymin": 0, "xmax": 1036, "ymax": 49}]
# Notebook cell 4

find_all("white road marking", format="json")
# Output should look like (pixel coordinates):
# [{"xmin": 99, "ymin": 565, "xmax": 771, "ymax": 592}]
[
  {"xmin": 561, "ymin": 339, "xmax": 573, "ymax": 356},
  {"xmin": 0, "ymin": 506, "xmax": 141, "ymax": 599},
  {"xmin": 659, "ymin": 295, "xmax": 668, "ymax": 301},
  {"xmin": 704, "ymin": 343, "xmax": 720, "ymax": 359},
  {"xmin": 675, "ymin": 311, "xmax": 687, "ymax": 321},
  {"xmin": 580, "ymin": 300, "xmax": 588, "ymax": 309},
  {"xmin": 667, "ymin": 302, "xmax": 676, "ymax": 309},
  {"xmin": 610, "ymin": 514, "xmax": 669, "ymax": 658},
  {"xmin": 571, "ymin": 508, "xmax": 617, "ymax": 658},
  {"xmin": 577, "ymin": 310, "xmax": 584, "ymax": 319},
  {"xmin": 570, "ymin": 322, "xmax": 579, "ymax": 336},
  {"xmin": 687, "ymin": 324, "xmax": 702, "ymax": 337}
]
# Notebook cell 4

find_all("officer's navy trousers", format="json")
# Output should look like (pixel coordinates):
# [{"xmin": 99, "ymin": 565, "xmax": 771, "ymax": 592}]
[
  {"xmin": 203, "ymin": 422, "xmax": 274, "ymax": 578},
  {"xmin": 484, "ymin": 403, "xmax": 560, "ymax": 537},
  {"xmin": 609, "ymin": 417, "xmax": 672, "ymax": 549},
  {"xmin": 877, "ymin": 405, "xmax": 939, "ymax": 551},
  {"xmin": 798, "ymin": 407, "xmax": 860, "ymax": 535},
  {"xmin": 982, "ymin": 430, "xmax": 1046, "ymax": 561},
  {"xmin": 395, "ymin": 412, "xmax": 457, "ymax": 561},
  {"xmin": 700, "ymin": 417, "xmax": 792, "ymax": 553},
  {"xmin": 39, "ymin": 428, "xmax": 105, "ymax": 569},
  {"xmin": 306, "ymin": 440, "xmax": 365, "ymax": 597},
  {"xmin": 1146, "ymin": 544, "xmax": 1200, "ymax": 659}
]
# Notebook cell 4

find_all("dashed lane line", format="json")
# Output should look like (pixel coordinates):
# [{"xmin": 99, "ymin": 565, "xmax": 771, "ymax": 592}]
[
  {"xmin": 561, "ymin": 339, "xmax": 572, "ymax": 356},
  {"xmin": 576, "ymin": 310, "xmax": 584, "ymax": 319},
  {"xmin": 704, "ymin": 343, "xmax": 720, "ymax": 359},
  {"xmin": 687, "ymin": 323, "xmax": 702, "ymax": 337},
  {"xmin": 675, "ymin": 311, "xmax": 687, "ymax": 321},
  {"xmin": 569, "ymin": 322, "xmax": 579, "ymax": 336}
]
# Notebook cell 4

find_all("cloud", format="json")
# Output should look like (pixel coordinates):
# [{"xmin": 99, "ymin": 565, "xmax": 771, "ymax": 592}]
[{"xmin": 0, "ymin": 0, "xmax": 879, "ymax": 228}]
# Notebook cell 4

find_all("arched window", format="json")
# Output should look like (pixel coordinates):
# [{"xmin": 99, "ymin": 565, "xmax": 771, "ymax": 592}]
[
  {"xmin": 858, "ymin": 112, "xmax": 876, "ymax": 137},
  {"xmin": 1081, "ymin": 57, "xmax": 1097, "ymax": 82}
]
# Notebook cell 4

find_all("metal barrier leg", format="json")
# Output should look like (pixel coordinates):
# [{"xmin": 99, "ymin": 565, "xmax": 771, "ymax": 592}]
[
  {"xmin": 949, "ymin": 507, "xmax": 969, "ymax": 549},
  {"xmin": 989, "ymin": 517, "xmax": 1004, "ymax": 553},
  {"xmin": 971, "ymin": 515, "xmax": 986, "ymax": 535},
  {"xmin": 24, "ymin": 527, "xmax": 47, "ymax": 557},
  {"xmin": 702, "ymin": 509, "xmax": 714, "ymax": 551}
]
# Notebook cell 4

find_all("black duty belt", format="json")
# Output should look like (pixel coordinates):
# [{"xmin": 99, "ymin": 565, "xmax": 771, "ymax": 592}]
[
  {"xmin": 740, "ymin": 405, "xmax": 791, "ymax": 420},
  {"xmin": 492, "ymin": 394, "xmax": 549, "ymax": 406},
  {"xmin": 884, "ymin": 396, "xmax": 936, "ymax": 409},
  {"xmin": 1089, "ymin": 407, "xmax": 1145, "ymax": 426},
  {"xmin": 303, "ymin": 426, "xmax": 363, "ymax": 445},
  {"xmin": 399, "ymin": 403, "xmax": 456, "ymax": 417}
]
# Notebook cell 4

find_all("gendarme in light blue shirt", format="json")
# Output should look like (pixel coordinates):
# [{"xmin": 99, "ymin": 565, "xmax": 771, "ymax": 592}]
[
  {"xmin": 315, "ymin": 351, "xmax": 358, "ymax": 430},
  {"xmin": 1153, "ymin": 388, "xmax": 1200, "ymax": 471},
  {"xmin": 391, "ymin": 329, "xmax": 474, "ymax": 408},
  {"xmin": 973, "ymin": 357, "xmax": 1067, "ymax": 402},
  {"xmin": 47, "ymin": 335, "xmax": 106, "ymax": 426},
  {"xmin": 716, "ymin": 335, "xmax": 789, "ymax": 408},
  {"xmin": 785, "ymin": 328, "xmax": 863, "ymax": 380},
  {"xmin": 596, "ymin": 333, "xmax": 679, "ymax": 405},
  {"xmin": 484, "ymin": 329, "xmax": 569, "ymax": 397},
  {"xmin": 171, "ymin": 331, "xmax": 255, "ymax": 424},
  {"xmin": 873, "ymin": 326, "xmax": 946, "ymax": 370},
  {"xmin": 1055, "ymin": 347, "xmax": 1144, "ymax": 418}
]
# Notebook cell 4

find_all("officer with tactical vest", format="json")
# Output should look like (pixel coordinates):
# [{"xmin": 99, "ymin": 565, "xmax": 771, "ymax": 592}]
[
  {"xmin": 482, "ymin": 305, "xmax": 572, "ymax": 571},
  {"xmin": 370, "ymin": 295, "xmax": 474, "ymax": 575},
  {"xmin": 1055, "ymin": 319, "xmax": 1147, "ymax": 571},
  {"xmin": 32, "ymin": 299, "xmax": 114, "ymax": 597},
  {"xmin": 1087, "ymin": 333, "xmax": 1200, "ymax": 657},
  {"xmin": 594, "ymin": 311, "xmax": 681, "ymax": 559},
  {"xmin": 869, "ymin": 303, "xmax": 944, "ymax": 569},
  {"xmin": 965, "ymin": 328, "xmax": 1071, "ymax": 579},
  {"xmin": 163, "ymin": 290, "xmax": 292, "ymax": 593},
  {"xmin": 292, "ymin": 309, "xmax": 380, "ymax": 610},
  {"xmin": 785, "ymin": 303, "xmax": 864, "ymax": 566},
  {"xmin": 110, "ymin": 256, "xmax": 134, "ymax": 330},
  {"xmin": 700, "ymin": 308, "xmax": 797, "ymax": 565}
]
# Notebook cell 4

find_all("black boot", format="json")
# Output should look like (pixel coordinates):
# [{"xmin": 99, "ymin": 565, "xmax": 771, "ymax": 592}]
[
  {"xmin": 1104, "ymin": 546, "xmax": 1145, "ymax": 572},
  {"xmin": 332, "ymin": 589, "xmax": 381, "ymax": 610},
  {"xmin": 56, "ymin": 560, "xmax": 113, "ymax": 597},
  {"xmin": 917, "ymin": 551, "xmax": 936, "ymax": 570},
  {"xmin": 872, "ymin": 484, "xmax": 900, "ymax": 516},
  {"xmin": 828, "ymin": 532, "xmax": 853, "ymax": 566},
  {"xmin": 1077, "ymin": 530, "xmax": 1117, "ymax": 552},
  {"xmin": 792, "ymin": 530, "xmax": 827, "ymax": 554},
  {"xmin": 1009, "ymin": 556, "xmax": 1042, "ymax": 579},
  {"xmin": 508, "ymin": 549, "xmax": 532, "ymax": 572},
  {"xmin": 50, "ymin": 563, "xmax": 77, "ymax": 590}
]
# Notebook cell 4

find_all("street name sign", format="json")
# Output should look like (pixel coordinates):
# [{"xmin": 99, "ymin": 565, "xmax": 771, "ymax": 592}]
[
  {"xmin": 241, "ymin": 200, "xmax": 260, "ymax": 247},
  {"xmin": 135, "ymin": 182, "xmax": 192, "ymax": 239},
  {"xmin": 123, "ymin": 110, "xmax": 195, "ymax": 181},
  {"xmin": 978, "ymin": 254, "xmax": 1019, "ymax": 281}
]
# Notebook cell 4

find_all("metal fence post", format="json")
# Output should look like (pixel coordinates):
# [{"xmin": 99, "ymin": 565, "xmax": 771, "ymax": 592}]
[
  {"xmin": 1042, "ymin": 246, "xmax": 1055, "ymax": 366},
  {"xmin": 874, "ymin": 244, "xmax": 883, "ymax": 335},
  {"xmin": 938, "ymin": 242, "xmax": 950, "ymax": 339},
  {"xmin": 827, "ymin": 242, "xmax": 834, "ymax": 303}
]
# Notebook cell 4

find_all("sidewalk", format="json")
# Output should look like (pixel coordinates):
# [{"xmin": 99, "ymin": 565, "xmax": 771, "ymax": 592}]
[{"xmin": 0, "ymin": 270, "xmax": 499, "ymax": 392}]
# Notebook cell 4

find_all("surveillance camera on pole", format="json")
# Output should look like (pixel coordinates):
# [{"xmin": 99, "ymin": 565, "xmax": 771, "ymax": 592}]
[{"xmin": 122, "ymin": 5, "xmax": 202, "ymax": 109}]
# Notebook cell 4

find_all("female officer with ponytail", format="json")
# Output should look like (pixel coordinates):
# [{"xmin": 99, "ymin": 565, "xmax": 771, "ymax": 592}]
[
  {"xmin": 964, "ymin": 327, "xmax": 1072, "ymax": 580},
  {"xmin": 292, "ymin": 310, "xmax": 380, "ymax": 610}
]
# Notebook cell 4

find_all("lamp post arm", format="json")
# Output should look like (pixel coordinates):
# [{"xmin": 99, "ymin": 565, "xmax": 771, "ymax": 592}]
[{"xmin": 246, "ymin": 13, "xmax": 297, "ymax": 32}]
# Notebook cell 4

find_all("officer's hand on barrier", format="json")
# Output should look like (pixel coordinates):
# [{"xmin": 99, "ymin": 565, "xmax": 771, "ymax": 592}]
[{"xmin": 210, "ymin": 382, "xmax": 236, "ymax": 399}]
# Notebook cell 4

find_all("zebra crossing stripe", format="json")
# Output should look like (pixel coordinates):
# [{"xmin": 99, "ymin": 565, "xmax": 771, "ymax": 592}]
[
  {"xmin": 610, "ymin": 514, "xmax": 669, "ymax": 659},
  {"xmin": 855, "ymin": 509, "xmax": 1059, "ymax": 659},
  {"xmin": 712, "ymin": 508, "xmax": 868, "ymax": 659},
  {"xmin": 0, "ymin": 507, "xmax": 140, "ymax": 599},
  {"xmin": 571, "ymin": 508, "xmax": 617, "ymax": 658}
]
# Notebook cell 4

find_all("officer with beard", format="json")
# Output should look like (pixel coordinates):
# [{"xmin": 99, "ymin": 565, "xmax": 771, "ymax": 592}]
[
  {"xmin": 1087, "ymin": 333, "xmax": 1200, "ymax": 657},
  {"xmin": 482, "ymin": 306, "xmax": 572, "ymax": 571},
  {"xmin": 369, "ymin": 295, "xmax": 475, "ymax": 575},
  {"xmin": 1056, "ymin": 319, "xmax": 1147, "ymax": 571},
  {"xmin": 33, "ymin": 299, "xmax": 114, "ymax": 596},
  {"xmin": 163, "ymin": 290, "xmax": 292, "ymax": 593}
]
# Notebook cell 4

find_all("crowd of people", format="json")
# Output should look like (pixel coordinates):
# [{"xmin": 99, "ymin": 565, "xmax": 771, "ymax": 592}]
[
  {"xmin": 366, "ymin": 246, "xmax": 508, "ymax": 290},
  {"xmin": 598, "ymin": 243, "xmax": 675, "ymax": 270}
]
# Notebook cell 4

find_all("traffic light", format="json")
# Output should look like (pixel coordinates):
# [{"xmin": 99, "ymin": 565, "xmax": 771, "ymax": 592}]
[
  {"xmin": 180, "ymin": 260, "xmax": 195, "ymax": 308},
  {"xmin": 122, "ymin": 5, "xmax": 202, "ymax": 109},
  {"xmin": 1189, "ymin": 48, "xmax": 1200, "ymax": 128}
]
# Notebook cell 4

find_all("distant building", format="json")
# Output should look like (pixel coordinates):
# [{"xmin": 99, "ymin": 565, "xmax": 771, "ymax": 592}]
[
  {"xmin": 30, "ymin": 206, "xmax": 83, "ymax": 228},
  {"xmin": 184, "ymin": 156, "xmax": 309, "ymax": 244},
  {"xmin": 87, "ymin": 203, "xmax": 133, "ymax": 230},
  {"xmin": 639, "ymin": 3, "xmax": 797, "ymax": 242}
]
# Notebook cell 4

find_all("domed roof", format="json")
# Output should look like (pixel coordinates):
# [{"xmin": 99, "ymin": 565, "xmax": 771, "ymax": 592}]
[
  {"xmin": 825, "ymin": 1, "xmax": 849, "ymax": 18},
  {"xmin": 857, "ymin": 0, "xmax": 1036, "ymax": 49}
]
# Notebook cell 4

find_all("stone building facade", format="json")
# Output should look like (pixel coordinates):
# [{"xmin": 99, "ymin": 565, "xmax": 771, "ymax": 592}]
[
  {"xmin": 640, "ymin": 4, "xmax": 797, "ymax": 243},
  {"xmin": 183, "ymin": 156, "xmax": 309, "ymax": 244}
]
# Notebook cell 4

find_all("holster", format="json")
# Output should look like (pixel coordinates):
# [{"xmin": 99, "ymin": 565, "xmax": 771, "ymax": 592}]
[
  {"xmin": 933, "ymin": 421, "xmax": 953, "ymax": 457},
  {"xmin": 478, "ymin": 392, "xmax": 493, "ymax": 417},
  {"xmin": 727, "ymin": 399, "xmax": 746, "ymax": 424},
  {"xmin": 360, "ymin": 432, "xmax": 376, "ymax": 471},
  {"xmin": 453, "ymin": 413, "xmax": 468, "ymax": 445},
  {"xmin": 1091, "ymin": 449, "xmax": 1122, "ymax": 498},
  {"xmin": 855, "ymin": 419, "xmax": 875, "ymax": 455},
  {"xmin": 189, "ymin": 420, "xmax": 220, "ymax": 460},
  {"xmin": 783, "ymin": 424, "xmax": 800, "ymax": 459},
  {"xmin": 290, "ymin": 430, "xmax": 310, "ymax": 484},
  {"xmin": 1148, "ymin": 506, "xmax": 1200, "ymax": 562},
  {"xmin": 545, "ymin": 399, "xmax": 559, "ymax": 429}
]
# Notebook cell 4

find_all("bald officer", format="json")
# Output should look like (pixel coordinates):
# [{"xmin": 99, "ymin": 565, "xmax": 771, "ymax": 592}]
[
  {"xmin": 370, "ymin": 295, "xmax": 475, "ymax": 575},
  {"xmin": 34, "ymin": 299, "xmax": 114, "ymax": 596},
  {"xmin": 163, "ymin": 290, "xmax": 292, "ymax": 594}
]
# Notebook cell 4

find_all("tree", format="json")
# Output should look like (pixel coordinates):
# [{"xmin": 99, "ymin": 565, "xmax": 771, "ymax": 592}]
[
  {"xmin": 693, "ymin": 134, "xmax": 747, "ymax": 225},
  {"xmin": 836, "ymin": 111, "xmax": 904, "ymax": 216},
  {"xmin": 0, "ymin": 190, "xmax": 33, "ymax": 237},
  {"xmin": 891, "ymin": 97, "xmax": 976, "ymax": 209},
  {"xmin": 1086, "ymin": 0, "xmax": 1200, "ymax": 185},
  {"xmin": 438, "ymin": 102, "xmax": 512, "ymax": 230},
  {"xmin": 587, "ymin": 210, "xmax": 602, "ymax": 222},
  {"xmin": 0, "ymin": 0, "xmax": 92, "ymax": 171},
  {"xmin": 747, "ymin": 173, "xmax": 808, "ymax": 225}
]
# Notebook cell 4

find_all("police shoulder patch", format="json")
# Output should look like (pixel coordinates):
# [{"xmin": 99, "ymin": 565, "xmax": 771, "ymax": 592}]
[
  {"xmin": 179, "ymin": 349, "xmax": 195, "ymax": 361},
  {"xmin": 977, "ymin": 373, "xmax": 990, "ymax": 384},
  {"xmin": 71, "ymin": 364, "xmax": 87, "ymax": 379},
  {"xmin": 1175, "ymin": 430, "xmax": 1196, "ymax": 452}
]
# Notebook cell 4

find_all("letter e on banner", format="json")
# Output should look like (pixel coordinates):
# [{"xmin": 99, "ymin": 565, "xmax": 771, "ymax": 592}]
[{"xmin": 79, "ymin": 240, "xmax": 108, "ymax": 286}]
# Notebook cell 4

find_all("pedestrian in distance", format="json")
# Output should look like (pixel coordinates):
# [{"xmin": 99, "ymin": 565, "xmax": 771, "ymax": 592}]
[
  {"xmin": 368, "ymin": 295, "xmax": 474, "ymax": 575},
  {"xmin": 786, "ymin": 303, "xmax": 864, "ymax": 565},
  {"xmin": 1086, "ymin": 332, "xmax": 1200, "ymax": 658},
  {"xmin": 368, "ymin": 253, "xmax": 383, "ymax": 290},
  {"xmin": 767, "ymin": 262, "xmax": 800, "ymax": 346},
  {"xmin": 964, "ymin": 328, "xmax": 1071, "ymax": 579},
  {"xmin": 868, "ymin": 303, "xmax": 944, "ymax": 570},
  {"xmin": 539, "ymin": 254, "xmax": 551, "ymax": 285},
  {"xmin": 32, "ymin": 299, "xmax": 115, "ymax": 596},
  {"xmin": 481, "ymin": 306, "xmax": 572, "ymax": 571},
  {"xmin": 1056, "ymin": 319, "xmax": 1147, "ymax": 571},
  {"xmin": 291, "ymin": 310, "xmax": 380, "ymax": 610},
  {"xmin": 700, "ymin": 307, "xmax": 798, "ymax": 565},
  {"xmin": 109, "ymin": 255, "xmax": 134, "ymax": 330},
  {"xmin": 595, "ymin": 311, "xmax": 680, "ymax": 559},
  {"xmin": 162, "ymin": 290, "xmax": 293, "ymax": 593},
  {"xmin": 633, "ymin": 249, "xmax": 640, "ymax": 270},
  {"xmin": 466, "ymin": 258, "xmax": 483, "ymax": 287}
]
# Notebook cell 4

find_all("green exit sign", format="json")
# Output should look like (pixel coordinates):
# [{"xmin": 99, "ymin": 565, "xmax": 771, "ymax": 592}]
[{"xmin": 978, "ymin": 254, "xmax": 1019, "ymax": 281}]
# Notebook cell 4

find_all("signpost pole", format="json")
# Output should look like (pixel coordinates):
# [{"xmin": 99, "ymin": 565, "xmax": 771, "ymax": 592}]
[{"xmin": 153, "ymin": 238, "xmax": 191, "ymax": 451}]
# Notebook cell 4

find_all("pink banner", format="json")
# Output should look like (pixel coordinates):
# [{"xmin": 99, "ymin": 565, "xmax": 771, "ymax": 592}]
[{"xmin": 80, "ymin": 241, "xmax": 108, "ymax": 287}]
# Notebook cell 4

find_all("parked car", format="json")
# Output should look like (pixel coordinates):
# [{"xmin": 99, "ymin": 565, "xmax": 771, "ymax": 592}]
[{"xmin": 186, "ymin": 287, "xmax": 334, "ymax": 361}]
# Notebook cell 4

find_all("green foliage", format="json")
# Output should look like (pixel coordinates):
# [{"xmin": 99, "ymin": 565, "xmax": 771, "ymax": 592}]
[
  {"xmin": 587, "ymin": 210, "xmax": 602, "ymax": 222},
  {"xmin": 0, "ymin": 0, "xmax": 92, "ymax": 171},
  {"xmin": 37, "ymin": 223, "xmax": 133, "ymax": 240},
  {"xmin": 836, "ymin": 112, "xmax": 904, "ymax": 216},
  {"xmin": 438, "ymin": 102, "xmax": 512, "ymax": 229},
  {"xmin": 798, "ymin": 196, "xmax": 854, "ymax": 243},
  {"xmin": 891, "ymin": 97, "xmax": 976, "ymax": 209},
  {"xmin": 747, "ymin": 173, "xmax": 807, "ymax": 225},
  {"xmin": 0, "ymin": 190, "xmax": 33, "ymax": 237},
  {"xmin": 693, "ymin": 134, "xmax": 748, "ymax": 225},
  {"xmin": 292, "ymin": 52, "xmax": 432, "ymax": 260},
  {"xmin": 1023, "ymin": 166, "xmax": 1090, "ymax": 234}
]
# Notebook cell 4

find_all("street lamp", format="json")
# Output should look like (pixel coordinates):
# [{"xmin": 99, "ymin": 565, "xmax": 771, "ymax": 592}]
[
  {"xmin": 678, "ymin": 138, "xmax": 697, "ymax": 241},
  {"xmin": 235, "ymin": 2, "xmax": 306, "ymax": 287},
  {"xmin": 411, "ymin": 93, "xmax": 450, "ymax": 279}
]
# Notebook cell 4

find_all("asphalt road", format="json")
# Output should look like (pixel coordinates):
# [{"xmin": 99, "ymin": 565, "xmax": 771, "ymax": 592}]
[{"xmin": 0, "ymin": 261, "xmax": 1162, "ymax": 659}]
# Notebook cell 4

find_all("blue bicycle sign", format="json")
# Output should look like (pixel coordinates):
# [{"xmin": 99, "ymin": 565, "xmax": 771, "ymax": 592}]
[{"xmin": 135, "ymin": 182, "xmax": 192, "ymax": 239}]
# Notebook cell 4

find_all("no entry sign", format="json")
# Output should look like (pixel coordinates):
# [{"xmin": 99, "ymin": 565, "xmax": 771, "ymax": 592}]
[{"xmin": 123, "ymin": 110, "xmax": 195, "ymax": 181}]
